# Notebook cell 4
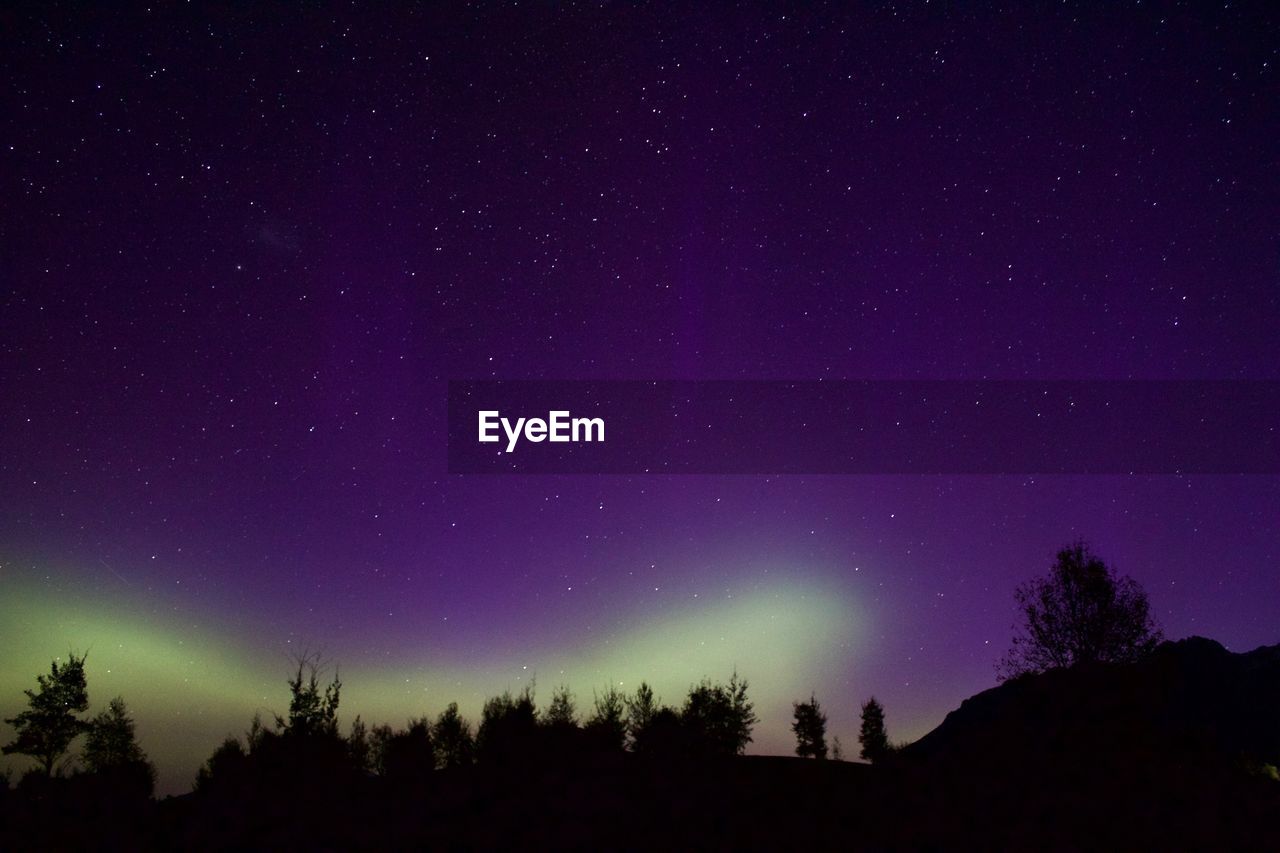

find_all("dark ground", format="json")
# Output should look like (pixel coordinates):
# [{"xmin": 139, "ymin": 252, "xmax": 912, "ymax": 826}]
[{"xmin": 4, "ymin": 747, "xmax": 1277, "ymax": 851}]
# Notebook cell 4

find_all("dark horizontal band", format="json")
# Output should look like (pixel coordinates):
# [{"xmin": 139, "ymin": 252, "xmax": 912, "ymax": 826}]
[{"xmin": 447, "ymin": 380, "xmax": 1279, "ymax": 474}]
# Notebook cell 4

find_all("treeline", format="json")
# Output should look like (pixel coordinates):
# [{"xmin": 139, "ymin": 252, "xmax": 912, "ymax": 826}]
[
  {"xmin": 0, "ymin": 543, "xmax": 1220, "ymax": 850},
  {"xmin": 5, "ymin": 540, "xmax": 1157, "ymax": 797},
  {"xmin": 3, "ymin": 539, "xmax": 1162, "ymax": 802},
  {"xmin": 193, "ymin": 659, "xmax": 881, "ymax": 791},
  {"xmin": 206, "ymin": 659, "xmax": 906, "ymax": 793},
  {"xmin": 2, "ymin": 650, "xmax": 901, "ymax": 801},
  {"xmin": 0, "ymin": 652, "xmax": 892, "ymax": 850}
]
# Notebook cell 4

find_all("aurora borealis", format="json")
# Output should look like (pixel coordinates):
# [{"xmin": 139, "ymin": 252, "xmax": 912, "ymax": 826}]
[
  {"xmin": 2, "ymin": 565, "xmax": 865, "ymax": 793},
  {"xmin": 2, "ymin": 3, "xmax": 1278, "ymax": 796}
]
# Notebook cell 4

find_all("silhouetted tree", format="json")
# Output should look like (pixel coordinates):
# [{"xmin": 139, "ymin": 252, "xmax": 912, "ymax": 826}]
[
  {"xmin": 347, "ymin": 715, "xmax": 371, "ymax": 773},
  {"xmin": 859, "ymin": 697, "xmax": 890, "ymax": 763},
  {"xmin": 370, "ymin": 723, "xmax": 396, "ymax": 775},
  {"xmin": 792, "ymin": 693, "xmax": 828, "ymax": 759},
  {"xmin": 999, "ymin": 542, "xmax": 1163, "ymax": 681},
  {"xmin": 194, "ymin": 736, "xmax": 247, "ymax": 791},
  {"xmin": 379, "ymin": 718, "xmax": 434, "ymax": 783},
  {"xmin": 631, "ymin": 706, "xmax": 688, "ymax": 757},
  {"xmin": 3, "ymin": 653, "xmax": 90, "ymax": 775},
  {"xmin": 189, "ymin": 657, "xmax": 367, "ymax": 853},
  {"xmin": 432, "ymin": 703, "xmax": 475, "ymax": 768},
  {"xmin": 246, "ymin": 712, "xmax": 269, "ymax": 752},
  {"xmin": 477, "ymin": 686, "xmax": 538, "ymax": 762},
  {"xmin": 277, "ymin": 652, "xmax": 341, "ymax": 737},
  {"xmin": 626, "ymin": 682, "xmax": 660, "ymax": 747},
  {"xmin": 682, "ymin": 671, "xmax": 758, "ymax": 756},
  {"xmin": 584, "ymin": 686, "xmax": 628, "ymax": 751},
  {"xmin": 82, "ymin": 696, "xmax": 156, "ymax": 796},
  {"xmin": 544, "ymin": 684, "xmax": 578, "ymax": 728},
  {"xmin": 239, "ymin": 653, "xmax": 351, "ymax": 791}
]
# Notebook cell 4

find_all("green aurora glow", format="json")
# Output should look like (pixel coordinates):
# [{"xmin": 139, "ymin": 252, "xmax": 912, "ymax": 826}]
[{"xmin": 1, "ymin": 571, "xmax": 869, "ymax": 795}]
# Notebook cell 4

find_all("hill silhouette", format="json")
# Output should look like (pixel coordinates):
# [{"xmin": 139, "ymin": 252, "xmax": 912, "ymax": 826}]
[
  {"xmin": 908, "ymin": 636, "xmax": 1280, "ymax": 765},
  {"xmin": 892, "ymin": 637, "xmax": 1280, "ymax": 850}
]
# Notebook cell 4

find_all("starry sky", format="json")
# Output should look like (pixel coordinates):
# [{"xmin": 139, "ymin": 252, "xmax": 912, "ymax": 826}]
[{"xmin": 2, "ymin": 3, "xmax": 1277, "ymax": 795}]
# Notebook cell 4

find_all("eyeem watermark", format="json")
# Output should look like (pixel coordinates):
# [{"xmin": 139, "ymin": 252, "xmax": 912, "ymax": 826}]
[
  {"xmin": 450, "ymin": 380, "xmax": 1280, "ymax": 473},
  {"xmin": 478, "ymin": 410, "xmax": 606, "ymax": 452}
]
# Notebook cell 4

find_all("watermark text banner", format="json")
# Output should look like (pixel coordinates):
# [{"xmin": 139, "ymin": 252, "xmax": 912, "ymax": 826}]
[{"xmin": 447, "ymin": 380, "xmax": 1279, "ymax": 474}]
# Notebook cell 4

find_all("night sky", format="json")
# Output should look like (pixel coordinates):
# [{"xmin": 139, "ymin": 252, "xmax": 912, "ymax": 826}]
[{"xmin": 2, "ymin": 3, "xmax": 1277, "ymax": 795}]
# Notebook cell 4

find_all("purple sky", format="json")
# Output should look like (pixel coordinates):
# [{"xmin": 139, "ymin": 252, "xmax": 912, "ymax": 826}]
[{"xmin": 2, "ymin": 3, "xmax": 1277, "ymax": 793}]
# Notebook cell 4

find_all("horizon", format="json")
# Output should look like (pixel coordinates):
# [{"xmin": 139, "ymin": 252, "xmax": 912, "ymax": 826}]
[{"xmin": 3, "ymin": 542, "xmax": 1273, "ymax": 796}]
